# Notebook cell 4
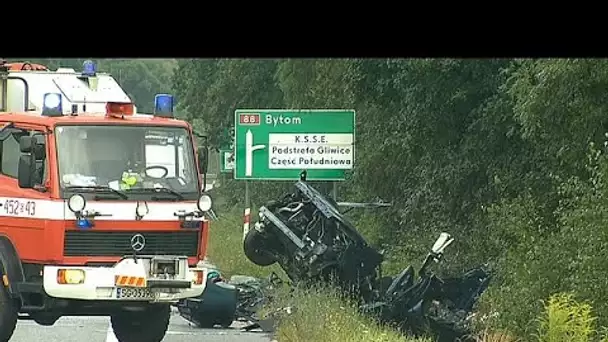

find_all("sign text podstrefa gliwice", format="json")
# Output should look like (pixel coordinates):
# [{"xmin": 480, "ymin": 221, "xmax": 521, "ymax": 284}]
[{"xmin": 234, "ymin": 110, "xmax": 355, "ymax": 181}]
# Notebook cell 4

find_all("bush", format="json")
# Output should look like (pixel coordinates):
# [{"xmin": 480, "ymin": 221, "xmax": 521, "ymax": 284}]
[
  {"xmin": 476, "ymin": 145, "xmax": 608, "ymax": 337},
  {"xmin": 535, "ymin": 293, "xmax": 595, "ymax": 342}
]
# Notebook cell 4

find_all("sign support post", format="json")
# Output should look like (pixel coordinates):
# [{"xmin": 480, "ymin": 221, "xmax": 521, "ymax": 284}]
[
  {"xmin": 243, "ymin": 181, "xmax": 250, "ymax": 240},
  {"xmin": 332, "ymin": 181, "xmax": 338, "ymax": 200}
]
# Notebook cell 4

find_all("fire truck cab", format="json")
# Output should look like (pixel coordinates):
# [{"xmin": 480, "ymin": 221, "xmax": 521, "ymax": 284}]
[{"xmin": 0, "ymin": 60, "xmax": 212, "ymax": 342}]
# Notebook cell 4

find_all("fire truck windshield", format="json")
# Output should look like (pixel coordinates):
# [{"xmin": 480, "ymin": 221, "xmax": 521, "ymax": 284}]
[{"xmin": 55, "ymin": 125, "xmax": 199, "ymax": 199}]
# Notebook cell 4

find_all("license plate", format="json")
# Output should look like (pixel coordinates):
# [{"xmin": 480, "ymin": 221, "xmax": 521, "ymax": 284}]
[{"xmin": 116, "ymin": 287, "xmax": 154, "ymax": 299}]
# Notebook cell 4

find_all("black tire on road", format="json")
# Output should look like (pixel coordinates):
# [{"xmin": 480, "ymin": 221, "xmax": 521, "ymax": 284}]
[
  {"xmin": 111, "ymin": 305, "xmax": 170, "ymax": 342},
  {"xmin": 243, "ymin": 229, "xmax": 277, "ymax": 267},
  {"xmin": 0, "ymin": 283, "xmax": 18, "ymax": 342},
  {"xmin": 219, "ymin": 317, "xmax": 233, "ymax": 328}
]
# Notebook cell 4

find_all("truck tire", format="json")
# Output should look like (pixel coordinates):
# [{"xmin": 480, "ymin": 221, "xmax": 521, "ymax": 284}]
[
  {"xmin": 0, "ymin": 283, "xmax": 18, "ymax": 342},
  {"xmin": 111, "ymin": 305, "xmax": 170, "ymax": 342}
]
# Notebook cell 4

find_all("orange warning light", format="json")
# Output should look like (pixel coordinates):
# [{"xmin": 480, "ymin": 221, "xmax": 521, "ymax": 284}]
[{"xmin": 106, "ymin": 102, "xmax": 134, "ymax": 117}]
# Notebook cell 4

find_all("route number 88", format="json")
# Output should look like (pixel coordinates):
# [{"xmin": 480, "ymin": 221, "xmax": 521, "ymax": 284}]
[{"xmin": 239, "ymin": 114, "xmax": 260, "ymax": 125}]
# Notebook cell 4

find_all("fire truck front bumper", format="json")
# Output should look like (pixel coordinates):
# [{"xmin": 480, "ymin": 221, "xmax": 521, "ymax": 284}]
[{"xmin": 42, "ymin": 256, "xmax": 207, "ymax": 302}]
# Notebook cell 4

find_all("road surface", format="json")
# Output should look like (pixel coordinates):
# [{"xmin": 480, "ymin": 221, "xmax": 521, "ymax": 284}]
[{"xmin": 10, "ymin": 310, "xmax": 274, "ymax": 342}]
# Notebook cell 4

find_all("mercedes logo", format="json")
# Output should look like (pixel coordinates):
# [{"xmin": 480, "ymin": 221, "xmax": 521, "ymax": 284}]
[{"xmin": 130, "ymin": 234, "xmax": 146, "ymax": 252}]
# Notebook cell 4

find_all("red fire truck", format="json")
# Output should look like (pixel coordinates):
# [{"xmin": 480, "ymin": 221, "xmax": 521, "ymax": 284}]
[{"xmin": 0, "ymin": 60, "xmax": 213, "ymax": 342}]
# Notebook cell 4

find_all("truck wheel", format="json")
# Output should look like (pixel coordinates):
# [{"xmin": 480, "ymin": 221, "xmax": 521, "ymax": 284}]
[
  {"xmin": 32, "ymin": 313, "xmax": 60, "ymax": 326},
  {"xmin": 111, "ymin": 305, "xmax": 170, "ymax": 342},
  {"xmin": 220, "ymin": 317, "xmax": 233, "ymax": 328},
  {"xmin": 0, "ymin": 283, "xmax": 18, "ymax": 342},
  {"xmin": 243, "ymin": 229, "xmax": 277, "ymax": 266}
]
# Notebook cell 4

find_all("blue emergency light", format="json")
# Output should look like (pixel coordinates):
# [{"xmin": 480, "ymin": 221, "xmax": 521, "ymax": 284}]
[
  {"xmin": 76, "ymin": 218, "xmax": 93, "ymax": 229},
  {"xmin": 42, "ymin": 93, "xmax": 63, "ymax": 117},
  {"xmin": 82, "ymin": 60, "xmax": 97, "ymax": 76},
  {"xmin": 154, "ymin": 94, "xmax": 174, "ymax": 118}
]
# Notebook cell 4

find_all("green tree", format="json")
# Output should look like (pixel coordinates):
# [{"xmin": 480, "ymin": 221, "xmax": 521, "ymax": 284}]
[{"xmin": 172, "ymin": 57, "xmax": 608, "ymax": 339}]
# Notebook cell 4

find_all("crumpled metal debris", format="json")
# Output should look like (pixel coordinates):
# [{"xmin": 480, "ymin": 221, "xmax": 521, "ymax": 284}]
[
  {"xmin": 241, "ymin": 176, "xmax": 492, "ymax": 341},
  {"xmin": 229, "ymin": 272, "xmax": 283, "ymax": 325}
]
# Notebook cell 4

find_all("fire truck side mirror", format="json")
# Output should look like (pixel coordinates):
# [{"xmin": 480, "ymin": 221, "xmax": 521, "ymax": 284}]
[
  {"xmin": 19, "ymin": 135, "xmax": 45, "ymax": 159},
  {"xmin": 197, "ymin": 147, "xmax": 209, "ymax": 174},
  {"xmin": 19, "ymin": 135, "xmax": 34, "ymax": 153},
  {"xmin": 17, "ymin": 136, "xmax": 37, "ymax": 189}
]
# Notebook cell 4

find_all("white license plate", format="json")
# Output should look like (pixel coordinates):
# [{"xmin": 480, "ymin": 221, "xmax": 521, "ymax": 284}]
[{"xmin": 116, "ymin": 287, "xmax": 155, "ymax": 299}]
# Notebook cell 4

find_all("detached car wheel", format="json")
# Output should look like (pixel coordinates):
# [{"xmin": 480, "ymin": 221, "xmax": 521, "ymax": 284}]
[
  {"xmin": 111, "ymin": 305, "xmax": 170, "ymax": 342},
  {"xmin": 243, "ymin": 229, "xmax": 277, "ymax": 266}
]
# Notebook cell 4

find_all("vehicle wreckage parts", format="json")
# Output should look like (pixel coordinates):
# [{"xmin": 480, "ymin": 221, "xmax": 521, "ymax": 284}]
[
  {"xmin": 246, "ymin": 188, "xmax": 383, "ymax": 300},
  {"xmin": 243, "ymin": 228, "xmax": 278, "ymax": 267},
  {"xmin": 294, "ymin": 180, "xmax": 372, "ymax": 246},
  {"xmin": 242, "ymin": 180, "xmax": 491, "ymax": 342},
  {"xmin": 258, "ymin": 206, "xmax": 307, "ymax": 250}
]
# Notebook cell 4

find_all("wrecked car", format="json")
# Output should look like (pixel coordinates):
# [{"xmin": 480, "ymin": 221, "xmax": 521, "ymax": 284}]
[
  {"xmin": 243, "ymin": 177, "xmax": 386, "ymax": 301},
  {"xmin": 243, "ymin": 174, "xmax": 492, "ymax": 341},
  {"xmin": 361, "ymin": 233, "xmax": 491, "ymax": 341}
]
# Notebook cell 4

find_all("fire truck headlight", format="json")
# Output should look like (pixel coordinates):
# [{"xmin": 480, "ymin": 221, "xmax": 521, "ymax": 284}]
[
  {"xmin": 68, "ymin": 194, "xmax": 86, "ymax": 213},
  {"xmin": 57, "ymin": 269, "xmax": 85, "ymax": 284},
  {"xmin": 197, "ymin": 194, "xmax": 212, "ymax": 212}
]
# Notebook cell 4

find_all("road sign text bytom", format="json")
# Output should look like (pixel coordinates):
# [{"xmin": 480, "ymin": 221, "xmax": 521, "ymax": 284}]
[{"xmin": 234, "ymin": 110, "xmax": 355, "ymax": 181}]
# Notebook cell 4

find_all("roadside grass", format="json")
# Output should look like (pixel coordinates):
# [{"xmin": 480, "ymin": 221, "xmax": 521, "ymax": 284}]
[
  {"xmin": 267, "ymin": 284, "xmax": 431, "ymax": 342},
  {"xmin": 206, "ymin": 210, "xmax": 608, "ymax": 342},
  {"xmin": 206, "ymin": 206, "xmax": 284, "ymax": 279}
]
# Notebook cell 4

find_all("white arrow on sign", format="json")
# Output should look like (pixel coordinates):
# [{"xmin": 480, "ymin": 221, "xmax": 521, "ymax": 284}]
[{"xmin": 245, "ymin": 129, "xmax": 265, "ymax": 177}]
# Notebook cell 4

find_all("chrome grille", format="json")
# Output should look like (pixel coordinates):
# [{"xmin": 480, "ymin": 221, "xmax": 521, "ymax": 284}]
[{"xmin": 63, "ymin": 230, "xmax": 200, "ymax": 257}]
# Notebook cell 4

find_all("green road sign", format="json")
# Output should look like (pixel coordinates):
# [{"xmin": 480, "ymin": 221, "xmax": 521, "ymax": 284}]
[
  {"xmin": 220, "ymin": 148, "xmax": 235, "ymax": 173},
  {"xmin": 234, "ymin": 109, "xmax": 355, "ymax": 181}
]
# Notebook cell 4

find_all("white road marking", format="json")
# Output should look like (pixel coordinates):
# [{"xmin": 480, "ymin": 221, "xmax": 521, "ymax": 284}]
[{"xmin": 105, "ymin": 323, "xmax": 118, "ymax": 342}]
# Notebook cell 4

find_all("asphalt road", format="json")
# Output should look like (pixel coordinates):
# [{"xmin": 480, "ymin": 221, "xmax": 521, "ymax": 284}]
[{"xmin": 9, "ymin": 310, "xmax": 274, "ymax": 342}]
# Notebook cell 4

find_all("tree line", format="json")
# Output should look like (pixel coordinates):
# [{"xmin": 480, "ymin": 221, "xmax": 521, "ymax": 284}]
[{"xmin": 173, "ymin": 58, "xmax": 608, "ymax": 336}]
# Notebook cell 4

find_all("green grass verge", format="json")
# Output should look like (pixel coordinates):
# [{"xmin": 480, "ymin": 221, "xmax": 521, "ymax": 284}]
[
  {"xmin": 268, "ymin": 285, "xmax": 430, "ymax": 342},
  {"xmin": 207, "ymin": 207, "xmax": 284, "ymax": 279}
]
